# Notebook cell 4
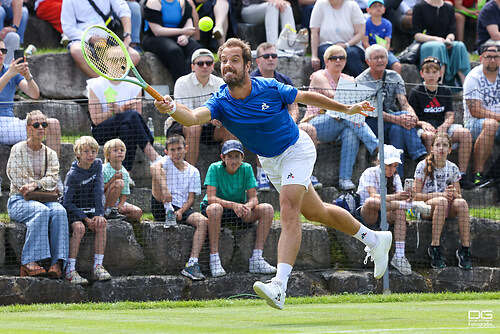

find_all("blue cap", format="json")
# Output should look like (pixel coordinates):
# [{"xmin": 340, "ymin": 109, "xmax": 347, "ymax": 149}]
[
  {"xmin": 221, "ymin": 140, "xmax": 244, "ymax": 155},
  {"xmin": 368, "ymin": 0, "xmax": 384, "ymax": 7}
]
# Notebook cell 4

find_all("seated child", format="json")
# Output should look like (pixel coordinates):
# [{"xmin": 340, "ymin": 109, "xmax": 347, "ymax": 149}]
[
  {"xmin": 201, "ymin": 140, "xmax": 276, "ymax": 278},
  {"xmin": 103, "ymin": 138, "xmax": 143, "ymax": 221},
  {"xmin": 63, "ymin": 136, "xmax": 111, "ymax": 285},
  {"xmin": 150, "ymin": 135, "xmax": 208, "ymax": 281}
]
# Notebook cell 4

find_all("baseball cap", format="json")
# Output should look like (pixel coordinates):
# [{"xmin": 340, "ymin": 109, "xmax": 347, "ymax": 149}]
[
  {"xmin": 191, "ymin": 48, "xmax": 214, "ymax": 63},
  {"xmin": 378, "ymin": 144, "xmax": 403, "ymax": 165},
  {"xmin": 368, "ymin": 0, "xmax": 384, "ymax": 7},
  {"xmin": 221, "ymin": 140, "xmax": 244, "ymax": 155}
]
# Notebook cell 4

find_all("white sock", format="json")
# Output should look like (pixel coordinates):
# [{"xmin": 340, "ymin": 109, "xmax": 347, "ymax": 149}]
[
  {"xmin": 94, "ymin": 254, "xmax": 104, "ymax": 268},
  {"xmin": 187, "ymin": 257, "xmax": 198, "ymax": 267},
  {"xmin": 252, "ymin": 249, "xmax": 263, "ymax": 259},
  {"xmin": 275, "ymin": 263, "xmax": 293, "ymax": 292},
  {"xmin": 395, "ymin": 241, "xmax": 405, "ymax": 258},
  {"xmin": 66, "ymin": 258, "xmax": 76, "ymax": 273},
  {"xmin": 398, "ymin": 201, "xmax": 412, "ymax": 210},
  {"xmin": 353, "ymin": 225, "xmax": 378, "ymax": 249},
  {"xmin": 210, "ymin": 253, "xmax": 221, "ymax": 263}
]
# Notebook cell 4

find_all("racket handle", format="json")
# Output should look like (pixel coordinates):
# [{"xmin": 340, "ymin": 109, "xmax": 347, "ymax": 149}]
[{"xmin": 145, "ymin": 85, "xmax": 165, "ymax": 101}]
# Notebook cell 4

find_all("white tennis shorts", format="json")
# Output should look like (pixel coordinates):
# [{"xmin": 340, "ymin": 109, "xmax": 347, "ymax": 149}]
[{"xmin": 259, "ymin": 129, "xmax": 316, "ymax": 193}]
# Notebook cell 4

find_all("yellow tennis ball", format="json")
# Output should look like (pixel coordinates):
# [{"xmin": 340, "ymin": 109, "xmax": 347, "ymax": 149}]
[{"xmin": 198, "ymin": 16, "xmax": 214, "ymax": 32}]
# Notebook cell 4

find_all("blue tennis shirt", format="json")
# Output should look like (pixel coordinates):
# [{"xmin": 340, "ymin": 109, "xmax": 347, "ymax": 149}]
[{"xmin": 204, "ymin": 77, "xmax": 299, "ymax": 157}]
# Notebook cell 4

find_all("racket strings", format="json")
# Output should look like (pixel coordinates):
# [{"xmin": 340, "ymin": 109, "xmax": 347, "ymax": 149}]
[{"xmin": 84, "ymin": 32, "xmax": 128, "ymax": 79}]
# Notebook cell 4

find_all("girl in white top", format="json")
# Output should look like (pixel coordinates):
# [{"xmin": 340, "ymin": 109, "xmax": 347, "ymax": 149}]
[{"xmin": 413, "ymin": 132, "xmax": 472, "ymax": 269}]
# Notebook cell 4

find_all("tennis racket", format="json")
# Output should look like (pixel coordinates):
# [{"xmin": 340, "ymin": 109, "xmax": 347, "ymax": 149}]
[{"xmin": 81, "ymin": 25, "xmax": 164, "ymax": 101}]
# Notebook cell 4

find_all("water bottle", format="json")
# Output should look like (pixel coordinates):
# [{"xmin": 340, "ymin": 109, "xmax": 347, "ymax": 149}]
[
  {"xmin": 25, "ymin": 45, "xmax": 37, "ymax": 56},
  {"xmin": 147, "ymin": 117, "xmax": 154, "ymax": 137},
  {"xmin": 164, "ymin": 202, "xmax": 177, "ymax": 227}
]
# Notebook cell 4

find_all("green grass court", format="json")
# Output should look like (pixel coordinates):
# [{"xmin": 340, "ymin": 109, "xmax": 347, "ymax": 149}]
[{"xmin": 0, "ymin": 292, "xmax": 498, "ymax": 333}]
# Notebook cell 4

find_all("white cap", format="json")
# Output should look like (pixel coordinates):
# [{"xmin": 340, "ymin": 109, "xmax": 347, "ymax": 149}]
[{"xmin": 378, "ymin": 144, "xmax": 403, "ymax": 165}]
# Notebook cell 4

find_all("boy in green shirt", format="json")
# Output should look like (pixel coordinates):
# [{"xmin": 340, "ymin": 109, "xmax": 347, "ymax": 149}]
[{"xmin": 201, "ymin": 140, "xmax": 276, "ymax": 277}]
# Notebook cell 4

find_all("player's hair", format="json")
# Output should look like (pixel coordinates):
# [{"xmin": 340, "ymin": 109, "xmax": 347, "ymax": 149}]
[
  {"xmin": 166, "ymin": 134, "xmax": 186, "ymax": 150},
  {"xmin": 424, "ymin": 132, "xmax": 451, "ymax": 180},
  {"xmin": 365, "ymin": 44, "xmax": 388, "ymax": 61},
  {"xmin": 323, "ymin": 45, "xmax": 347, "ymax": 63},
  {"xmin": 103, "ymin": 138, "xmax": 126, "ymax": 163},
  {"xmin": 74, "ymin": 136, "xmax": 99, "ymax": 159},
  {"xmin": 218, "ymin": 38, "xmax": 252, "ymax": 67},
  {"xmin": 26, "ymin": 110, "xmax": 46, "ymax": 125},
  {"xmin": 256, "ymin": 42, "xmax": 275, "ymax": 57},
  {"xmin": 421, "ymin": 56, "xmax": 441, "ymax": 72}
]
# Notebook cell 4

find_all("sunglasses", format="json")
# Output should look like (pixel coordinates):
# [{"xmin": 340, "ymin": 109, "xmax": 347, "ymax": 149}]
[
  {"xmin": 328, "ymin": 55, "xmax": 346, "ymax": 61},
  {"xmin": 194, "ymin": 60, "xmax": 214, "ymax": 67},
  {"xmin": 30, "ymin": 122, "xmax": 49, "ymax": 129},
  {"xmin": 483, "ymin": 55, "xmax": 500, "ymax": 60},
  {"xmin": 0, "ymin": 48, "xmax": 7, "ymax": 55},
  {"xmin": 422, "ymin": 57, "xmax": 441, "ymax": 67},
  {"xmin": 258, "ymin": 53, "xmax": 278, "ymax": 59}
]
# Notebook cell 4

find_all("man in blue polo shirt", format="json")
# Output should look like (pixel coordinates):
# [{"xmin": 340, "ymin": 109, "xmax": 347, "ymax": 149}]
[
  {"xmin": 155, "ymin": 38, "xmax": 392, "ymax": 310},
  {"xmin": 250, "ymin": 42, "xmax": 322, "ymax": 191}
]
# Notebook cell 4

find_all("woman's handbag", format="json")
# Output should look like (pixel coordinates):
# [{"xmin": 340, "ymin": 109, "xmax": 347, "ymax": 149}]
[
  {"xmin": 23, "ymin": 147, "xmax": 60, "ymax": 203},
  {"xmin": 398, "ymin": 40, "xmax": 422, "ymax": 64},
  {"xmin": 276, "ymin": 24, "xmax": 309, "ymax": 56}
]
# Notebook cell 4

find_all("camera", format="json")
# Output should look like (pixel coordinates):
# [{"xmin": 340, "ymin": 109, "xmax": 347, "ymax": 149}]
[{"xmin": 14, "ymin": 49, "xmax": 24, "ymax": 61}]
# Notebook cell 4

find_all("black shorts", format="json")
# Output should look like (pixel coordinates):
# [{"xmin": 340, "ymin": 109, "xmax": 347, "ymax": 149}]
[
  {"xmin": 166, "ymin": 121, "xmax": 219, "ymax": 146},
  {"xmin": 67, "ymin": 209, "xmax": 96, "ymax": 226},
  {"xmin": 200, "ymin": 202, "xmax": 247, "ymax": 228},
  {"xmin": 151, "ymin": 195, "xmax": 197, "ymax": 223}
]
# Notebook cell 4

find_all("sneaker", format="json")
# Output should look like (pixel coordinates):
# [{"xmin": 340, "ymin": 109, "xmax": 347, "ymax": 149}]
[
  {"xmin": 93, "ymin": 265, "xmax": 112, "ymax": 281},
  {"xmin": 428, "ymin": 246, "xmax": 446, "ymax": 269},
  {"xmin": 64, "ymin": 270, "xmax": 88, "ymax": 285},
  {"xmin": 411, "ymin": 201, "xmax": 432, "ymax": 217},
  {"xmin": 253, "ymin": 278, "xmax": 286, "ymax": 310},
  {"xmin": 257, "ymin": 174, "xmax": 271, "ymax": 192},
  {"xmin": 390, "ymin": 255, "xmax": 412, "ymax": 276},
  {"xmin": 311, "ymin": 175, "xmax": 323, "ymax": 190},
  {"xmin": 456, "ymin": 248, "xmax": 472, "ymax": 270},
  {"xmin": 181, "ymin": 263, "xmax": 206, "ymax": 280},
  {"xmin": 339, "ymin": 178, "xmax": 356, "ymax": 191},
  {"xmin": 249, "ymin": 257, "xmax": 277, "ymax": 274},
  {"xmin": 210, "ymin": 259, "xmax": 227, "ymax": 278},
  {"xmin": 459, "ymin": 175, "xmax": 475, "ymax": 190},
  {"xmin": 363, "ymin": 230, "xmax": 392, "ymax": 279},
  {"xmin": 105, "ymin": 207, "xmax": 126, "ymax": 220},
  {"xmin": 472, "ymin": 172, "xmax": 493, "ymax": 188},
  {"xmin": 60, "ymin": 33, "xmax": 70, "ymax": 47}
]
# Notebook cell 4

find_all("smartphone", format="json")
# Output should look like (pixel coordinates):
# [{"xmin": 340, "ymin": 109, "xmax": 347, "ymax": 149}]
[
  {"xmin": 404, "ymin": 178, "xmax": 414, "ymax": 192},
  {"xmin": 14, "ymin": 49, "xmax": 24, "ymax": 61}
]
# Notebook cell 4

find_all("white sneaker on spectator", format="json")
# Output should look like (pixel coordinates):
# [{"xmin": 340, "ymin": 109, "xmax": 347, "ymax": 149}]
[
  {"xmin": 390, "ymin": 254, "xmax": 412, "ymax": 276},
  {"xmin": 253, "ymin": 278, "xmax": 286, "ymax": 310},
  {"xmin": 93, "ymin": 265, "xmax": 112, "ymax": 281},
  {"xmin": 310, "ymin": 175, "xmax": 323, "ymax": 190},
  {"xmin": 64, "ymin": 270, "xmax": 88, "ymax": 285},
  {"xmin": 363, "ymin": 231, "xmax": 392, "ymax": 279},
  {"xmin": 412, "ymin": 201, "xmax": 432, "ymax": 217},
  {"xmin": 339, "ymin": 179, "xmax": 356, "ymax": 191},
  {"xmin": 249, "ymin": 257, "xmax": 277, "ymax": 274},
  {"xmin": 210, "ymin": 259, "xmax": 227, "ymax": 277}
]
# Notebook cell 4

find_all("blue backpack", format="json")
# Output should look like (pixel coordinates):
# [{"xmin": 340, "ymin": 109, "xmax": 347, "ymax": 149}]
[{"xmin": 333, "ymin": 191, "xmax": 360, "ymax": 215}]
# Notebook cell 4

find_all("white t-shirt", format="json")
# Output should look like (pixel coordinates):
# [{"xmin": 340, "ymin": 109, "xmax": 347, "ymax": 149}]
[
  {"xmin": 357, "ymin": 165, "xmax": 403, "ymax": 205},
  {"xmin": 414, "ymin": 160, "xmax": 461, "ymax": 194},
  {"xmin": 162, "ymin": 156, "xmax": 201, "ymax": 208},
  {"xmin": 86, "ymin": 77, "xmax": 142, "ymax": 113},
  {"xmin": 173, "ymin": 73, "xmax": 224, "ymax": 110},
  {"xmin": 310, "ymin": 0, "xmax": 365, "ymax": 49},
  {"xmin": 462, "ymin": 64, "xmax": 500, "ymax": 124}
]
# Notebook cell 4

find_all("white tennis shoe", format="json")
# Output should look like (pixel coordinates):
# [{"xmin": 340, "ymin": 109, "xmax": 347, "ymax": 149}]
[
  {"xmin": 363, "ymin": 231, "xmax": 392, "ymax": 279},
  {"xmin": 253, "ymin": 278, "xmax": 285, "ymax": 310}
]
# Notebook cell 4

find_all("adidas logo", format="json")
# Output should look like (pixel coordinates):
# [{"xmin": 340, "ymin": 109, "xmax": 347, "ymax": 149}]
[
  {"xmin": 262, "ymin": 103, "xmax": 269, "ymax": 110},
  {"xmin": 424, "ymin": 97, "xmax": 445, "ymax": 113}
]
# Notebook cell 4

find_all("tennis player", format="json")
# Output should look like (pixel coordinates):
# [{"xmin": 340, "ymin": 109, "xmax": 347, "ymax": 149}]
[{"xmin": 155, "ymin": 38, "xmax": 392, "ymax": 310}]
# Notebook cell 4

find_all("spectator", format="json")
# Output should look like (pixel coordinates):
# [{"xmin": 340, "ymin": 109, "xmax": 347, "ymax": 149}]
[
  {"xmin": 87, "ymin": 47, "xmax": 160, "ymax": 171},
  {"xmin": 476, "ymin": 0, "xmax": 500, "ymax": 52},
  {"xmin": 301, "ymin": 44, "xmax": 379, "ymax": 190},
  {"xmin": 413, "ymin": 133, "xmax": 472, "ymax": 270},
  {"xmin": 251, "ymin": 42, "xmax": 322, "ymax": 191},
  {"xmin": 298, "ymin": 0, "xmax": 317, "ymax": 30},
  {"xmin": 310, "ymin": 0, "xmax": 366, "ymax": 76},
  {"xmin": 61, "ymin": 0, "xmax": 140, "ymax": 78},
  {"xmin": 240, "ymin": 0, "xmax": 296, "ymax": 45},
  {"xmin": 0, "ymin": 38, "xmax": 62, "ymax": 158},
  {"xmin": 463, "ymin": 42, "xmax": 499, "ymax": 188},
  {"xmin": 356, "ymin": 44, "xmax": 427, "ymax": 178},
  {"xmin": 362, "ymin": 0, "xmax": 402, "ymax": 74},
  {"xmin": 409, "ymin": 56, "xmax": 475, "ymax": 189},
  {"xmin": 165, "ymin": 48, "xmax": 235, "ymax": 166},
  {"xmin": 383, "ymin": 0, "xmax": 418, "ymax": 33},
  {"xmin": 194, "ymin": 0, "xmax": 237, "ymax": 48},
  {"xmin": 6, "ymin": 110, "xmax": 68, "ymax": 278},
  {"xmin": 0, "ymin": 0, "xmax": 28, "ymax": 64},
  {"xmin": 201, "ymin": 140, "xmax": 276, "ymax": 277},
  {"xmin": 63, "ymin": 136, "xmax": 111, "ymax": 285},
  {"xmin": 142, "ymin": 0, "xmax": 201, "ymax": 81},
  {"xmin": 102, "ymin": 138, "xmax": 143, "ymax": 221},
  {"xmin": 124, "ymin": 0, "xmax": 143, "ymax": 51},
  {"xmin": 150, "ymin": 134, "xmax": 208, "ymax": 280},
  {"xmin": 356, "ymin": 144, "xmax": 430, "ymax": 275},
  {"xmin": 445, "ymin": 0, "xmax": 483, "ymax": 43},
  {"xmin": 35, "ymin": 0, "xmax": 64, "ymax": 42},
  {"xmin": 412, "ymin": 0, "xmax": 470, "ymax": 86}
]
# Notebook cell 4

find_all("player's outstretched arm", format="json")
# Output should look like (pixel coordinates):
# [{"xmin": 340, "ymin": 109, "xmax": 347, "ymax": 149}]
[
  {"xmin": 154, "ymin": 95, "xmax": 212, "ymax": 126},
  {"xmin": 295, "ymin": 91, "xmax": 373, "ymax": 116}
]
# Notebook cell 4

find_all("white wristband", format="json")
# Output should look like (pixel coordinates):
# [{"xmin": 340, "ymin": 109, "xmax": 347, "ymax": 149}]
[{"xmin": 167, "ymin": 101, "xmax": 176, "ymax": 115}]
